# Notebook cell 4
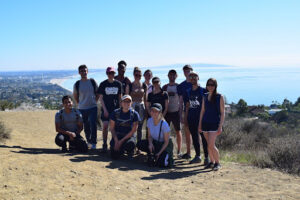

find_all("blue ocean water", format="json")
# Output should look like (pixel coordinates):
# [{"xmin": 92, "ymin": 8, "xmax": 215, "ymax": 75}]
[{"xmin": 61, "ymin": 65, "xmax": 300, "ymax": 106}]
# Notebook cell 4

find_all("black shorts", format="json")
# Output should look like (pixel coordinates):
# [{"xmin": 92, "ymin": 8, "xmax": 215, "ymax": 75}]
[
  {"xmin": 165, "ymin": 111, "xmax": 181, "ymax": 131},
  {"xmin": 202, "ymin": 122, "xmax": 219, "ymax": 132}
]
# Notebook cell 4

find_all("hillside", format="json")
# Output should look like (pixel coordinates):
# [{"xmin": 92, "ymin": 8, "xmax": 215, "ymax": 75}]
[{"xmin": 0, "ymin": 111, "xmax": 299, "ymax": 200}]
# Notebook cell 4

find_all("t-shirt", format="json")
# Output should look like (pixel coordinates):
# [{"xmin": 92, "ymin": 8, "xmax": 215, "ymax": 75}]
[
  {"xmin": 147, "ymin": 118, "xmax": 170, "ymax": 142},
  {"xmin": 147, "ymin": 90, "xmax": 169, "ymax": 113},
  {"xmin": 73, "ymin": 79, "xmax": 98, "ymax": 110},
  {"xmin": 115, "ymin": 76, "xmax": 131, "ymax": 95},
  {"xmin": 185, "ymin": 86, "xmax": 206, "ymax": 121},
  {"xmin": 144, "ymin": 82, "xmax": 153, "ymax": 95},
  {"xmin": 55, "ymin": 109, "xmax": 83, "ymax": 133},
  {"xmin": 110, "ymin": 108, "xmax": 140, "ymax": 137},
  {"xmin": 97, "ymin": 80, "xmax": 122, "ymax": 113},
  {"xmin": 162, "ymin": 83, "xmax": 179, "ymax": 113},
  {"xmin": 178, "ymin": 80, "xmax": 192, "ymax": 102}
]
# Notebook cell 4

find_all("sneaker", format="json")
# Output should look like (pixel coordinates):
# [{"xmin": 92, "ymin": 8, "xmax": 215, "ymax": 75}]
[
  {"xmin": 213, "ymin": 163, "xmax": 222, "ymax": 171},
  {"xmin": 87, "ymin": 143, "xmax": 92, "ymax": 149},
  {"xmin": 204, "ymin": 162, "xmax": 214, "ymax": 169},
  {"xmin": 91, "ymin": 144, "xmax": 97, "ymax": 150},
  {"xmin": 189, "ymin": 156, "xmax": 202, "ymax": 164},
  {"xmin": 204, "ymin": 157, "xmax": 210, "ymax": 166},
  {"xmin": 181, "ymin": 153, "xmax": 191, "ymax": 160},
  {"xmin": 177, "ymin": 152, "xmax": 183, "ymax": 159}
]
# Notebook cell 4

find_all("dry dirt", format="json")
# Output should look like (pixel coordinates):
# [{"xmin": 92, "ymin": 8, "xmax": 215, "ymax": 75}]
[{"xmin": 0, "ymin": 111, "xmax": 299, "ymax": 200}]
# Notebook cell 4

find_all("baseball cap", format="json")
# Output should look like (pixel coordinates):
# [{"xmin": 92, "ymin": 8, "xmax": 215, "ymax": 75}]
[
  {"xmin": 151, "ymin": 103, "xmax": 162, "ymax": 112},
  {"xmin": 183, "ymin": 64, "xmax": 193, "ymax": 70},
  {"xmin": 106, "ymin": 67, "xmax": 116, "ymax": 73},
  {"xmin": 189, "ymin": 71, "xmax": 199, "ymax": 77},
  {"xmin": 121, "ymin": 95, "xmax": 132, "ymax": 102}
]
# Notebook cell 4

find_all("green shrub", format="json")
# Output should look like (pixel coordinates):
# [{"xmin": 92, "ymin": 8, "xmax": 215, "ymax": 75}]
[{"xmin": 0, "ymin": 120, "xmax": 11, "ymax": 143}]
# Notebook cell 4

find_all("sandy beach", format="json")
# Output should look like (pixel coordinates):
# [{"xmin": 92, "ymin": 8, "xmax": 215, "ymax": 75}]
[{"xmin": 0, "ymin": 111, "xmax": 299, "ymax": 200}]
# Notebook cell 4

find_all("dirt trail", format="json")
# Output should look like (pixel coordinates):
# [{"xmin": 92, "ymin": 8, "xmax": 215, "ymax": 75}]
[{"xmin": 0, "ymin": 111, "xmax": 299, "ymax": 200}]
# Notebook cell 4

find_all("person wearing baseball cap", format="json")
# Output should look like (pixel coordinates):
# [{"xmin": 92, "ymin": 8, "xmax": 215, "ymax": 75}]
[
  {"xmin": 109, "ymin": 94, "xmax": 140, "ymax": 159},
  {"xmin": 137, "ymin": 103, "xmax": 174, "ymax": 167},
  {"xmin": 97, "ymin": 66, "xmax": 123, "ymax": 153}
]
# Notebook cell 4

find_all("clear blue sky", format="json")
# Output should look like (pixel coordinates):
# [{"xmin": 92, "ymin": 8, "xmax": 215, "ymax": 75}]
[{"xmin": 0, "ymin": 0, "xmax": 299, "ymax": 71}]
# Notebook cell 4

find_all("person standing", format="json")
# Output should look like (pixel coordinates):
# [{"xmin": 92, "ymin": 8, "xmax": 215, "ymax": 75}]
[
  {"xmin": 162, "ymin": 69, "xmax": 182, "ymax": 157},
  {"xmin": 98, "ymin": 67, "xmax": 123, "ymax": 152},
  {"xmin": 115, "ymin": 60, "xmax": 131, "ymax": 95},
  {"xmin": 143, "ymin": 69, "xmax": 153, "ymax": 95},
  {"xmin": 199, "ymin": 78, "xmax": 225, "ymax": 171},
  {"xmin": 146, "ymin": 77, "xmax": 169, "ymax": 118},
  {"xmin": 126, "ymin": 67, "xmax": 147, "ymax": 145},
  {"xmin": 185, "ymin": 72, "xmax": 209, "ymax": 164},
  {"xmin": 73, "ymin": 65, "xmax": 98, "ymax": 149},
  {"xmin": 178, "ymin": 65, "xmax": 193, "ymax": 159},
  {"xmin": 109, "ymin": 95, "xmax": 140, "ymax": 159},
  {"xmin": 55, "ymin": 95, "xmax": 88, "ymax": 153}
]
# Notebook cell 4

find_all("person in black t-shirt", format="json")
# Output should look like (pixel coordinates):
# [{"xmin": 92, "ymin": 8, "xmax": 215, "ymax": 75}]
[
  {"xmin": 146, "ymin": 77, "xmax": 169, "ymax": 117},
  {"xmin": 115, "ymin": 60, "xmax": 131, "ymax": 95},
  {"xmin": 98, "ymin": 67, "xmax": 123, "ymax": 152}
]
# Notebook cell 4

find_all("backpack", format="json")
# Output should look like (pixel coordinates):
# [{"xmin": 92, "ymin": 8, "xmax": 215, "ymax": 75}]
[
  {"xmin": 75, "ymin": 78, "xmax": 98, "ymax": 98},
  {"xmin": 114, "ymin": 108, "xmax": 135, "ymax": 126}
]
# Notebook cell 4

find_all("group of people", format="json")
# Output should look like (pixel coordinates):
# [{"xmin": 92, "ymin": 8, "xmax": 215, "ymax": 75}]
[{"xmin": 54, "ymin": 61, "xmax": 225, "ymax": 170}]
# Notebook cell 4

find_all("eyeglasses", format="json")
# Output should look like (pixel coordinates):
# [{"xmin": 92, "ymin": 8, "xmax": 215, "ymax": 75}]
[{"xmin": 207, "ymin": 84, "xmax": 215, "ymax": 87}]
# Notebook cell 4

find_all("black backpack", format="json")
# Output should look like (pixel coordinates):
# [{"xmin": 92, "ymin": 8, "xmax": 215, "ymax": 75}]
[{"xmin": 75, "ymin": 78, "xmax": 98, "ymax": 98}]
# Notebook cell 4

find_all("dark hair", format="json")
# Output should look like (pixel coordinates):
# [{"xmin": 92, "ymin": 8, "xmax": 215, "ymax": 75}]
[
  {"xmin": 62, "ymin": 95, "xmax": 72, "ymax": 103},
  {"xmin": 78, "ymin": 65, "xmax": 87, "ymax": 72},
  {"xmin": 143, "ymin": 69, "xmax": 152, "ymax": 76},
  {"xmin": 206, "ymin": 78, "xmax": 218, "ymax": 103},
  {"xmin": 168, "ymin": 69, "xmax": 177, "ymax": 75},
  {"xmin": 118, "ymin": 60, "xmax": 127, "ymax": 67},
  {"xmin": 183, "ymin": 64, "xmax": 193, "ymax": 71},
  {"xmin": 133, "ymin": 67, "xmax": 142, "ymax": 74}
]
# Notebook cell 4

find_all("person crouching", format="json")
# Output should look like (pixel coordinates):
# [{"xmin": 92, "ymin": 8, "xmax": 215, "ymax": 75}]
[
  {"xmin": 55, "ymin": 95, "xmax": 88, "ymax": 153},
  {"xmin": 137, "ymin": 103, "xmax": 174, "ymax": 167},
  {"xmin": 109, "ymin": 95, "xmax": 140, "ymax": 159}
]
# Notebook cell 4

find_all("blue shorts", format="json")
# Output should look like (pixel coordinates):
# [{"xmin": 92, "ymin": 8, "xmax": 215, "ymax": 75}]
[{"xmin": 202, "ymin": 122, "xmax": 219, "ymax": 132}]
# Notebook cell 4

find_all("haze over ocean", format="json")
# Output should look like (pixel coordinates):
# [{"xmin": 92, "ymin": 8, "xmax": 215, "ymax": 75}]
[{"xmin": 60, "ymin": 64, "xmax": 300, "ymax": 106}]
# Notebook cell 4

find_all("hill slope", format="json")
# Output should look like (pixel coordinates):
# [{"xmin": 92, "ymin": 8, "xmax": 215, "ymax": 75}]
[{"xmin": 0, "ymin": 111, "xmax": 299, "ymax": 200}]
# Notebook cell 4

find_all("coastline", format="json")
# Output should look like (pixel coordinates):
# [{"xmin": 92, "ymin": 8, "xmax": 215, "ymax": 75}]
[{"xmin": 49, "ymin": 77, "xmax": 73, "ymax": 92}]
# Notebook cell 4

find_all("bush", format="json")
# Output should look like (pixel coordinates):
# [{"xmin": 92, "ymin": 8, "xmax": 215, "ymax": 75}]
[{"xmin": 0, "ymin": 120, "xmax": 11, "ymax": 143}]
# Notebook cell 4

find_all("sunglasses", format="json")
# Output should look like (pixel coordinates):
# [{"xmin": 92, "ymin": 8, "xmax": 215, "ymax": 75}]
[
  {"xmin": 189, "ymin": 76, "xmax": 198, "ymax": 80},
  {"xmin": 207, "ymin": 84, "xmax": 215, "ymax": 87},
  {"xmin": 123, "ymin": 100, "xmax": 131, "ymax": 103},
  {"xmin": 134, "ymin": 74, "xmax": 142, "ymax": 77}
]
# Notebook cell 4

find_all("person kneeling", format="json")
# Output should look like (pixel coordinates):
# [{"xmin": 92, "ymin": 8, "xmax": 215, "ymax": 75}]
[
  {"xmin": 55, "ymin": 95, "xmax": 88, "ymax": 153},
  {"xmin": 137, "ymin": 103, "xmax": 174, "ymax": 167},
  {"xmin": 110, "ymin": 95, "xmax": 140, "ymax": 159}
]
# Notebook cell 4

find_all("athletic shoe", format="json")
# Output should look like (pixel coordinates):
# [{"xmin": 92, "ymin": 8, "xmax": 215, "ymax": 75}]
[
  {"xmin": 189, "ymin": 156, "xmax": 202, "ymax": 164},
  {"xmin": 87, "ymin": 143, "xmax": 92, "ymax": 149},
  {"xmin": 177, "ymin": 152, "xmax": 183, "ymax": 159},
  {"xmin": 204, "ymin": 157, "xmax": 210, "ymax": 166},
  {"xmin": 204, "ymin": 162, "xmax": 214, "ymax": 169},
  {"xmin": 181, "ymin": 153, "xmax": 191, "ymax": 160},
  {"xmin": 91, "ymin": 144, "xmax": 97, "ymax": 149},
  {"xmin": 213, "ymin": 163, "xmax": 222, "ymax": 171}
]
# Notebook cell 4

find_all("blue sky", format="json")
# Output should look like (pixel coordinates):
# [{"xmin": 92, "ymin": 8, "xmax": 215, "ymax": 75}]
[{"xmin": 0, "ymin": 0, "xmax": 299, "ymax": 71}]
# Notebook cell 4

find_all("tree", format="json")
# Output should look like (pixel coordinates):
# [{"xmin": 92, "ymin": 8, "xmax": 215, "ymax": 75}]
[
  {"xmin": 236, "ymin": 99, "xmax": 248, "ymax": 116},
  {"xmin": 282, "ymin": 98, "xmax": 292, "ymax": 111}
]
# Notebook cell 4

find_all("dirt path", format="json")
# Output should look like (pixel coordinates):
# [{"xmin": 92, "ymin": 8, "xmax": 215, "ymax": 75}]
[{"xmin": 0, "ymin": 111, "xmax": 299, "ymax": 200}]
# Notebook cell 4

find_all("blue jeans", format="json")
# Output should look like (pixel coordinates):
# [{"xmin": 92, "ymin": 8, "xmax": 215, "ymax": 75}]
[{"xmin": 80, "ymin": 107, "xmax": 98, "ymax": 144}]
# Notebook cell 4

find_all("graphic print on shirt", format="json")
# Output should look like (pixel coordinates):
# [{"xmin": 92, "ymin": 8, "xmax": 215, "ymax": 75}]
[
  {"xmin": 105, "ymin": 87, "xmax": 119, "ymax": 95},
  {"xmin": 189, "ymin": 96, "xmax": 200, "ymax": 108}
]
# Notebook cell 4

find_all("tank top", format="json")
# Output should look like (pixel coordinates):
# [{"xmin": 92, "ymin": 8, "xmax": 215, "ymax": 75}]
[
  {"xmin": 130, "ymin": 82, "xmax": 146, "ymax": 103},
  {"xmin": 203, "ymin": 93, "xmax": 221, "ymax": 124}
]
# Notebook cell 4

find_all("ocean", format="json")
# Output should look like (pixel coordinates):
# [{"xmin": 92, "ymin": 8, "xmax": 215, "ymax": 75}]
[{"xmin": 60, "ymin": 65, "xmax": 300, "ymax": 106}]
